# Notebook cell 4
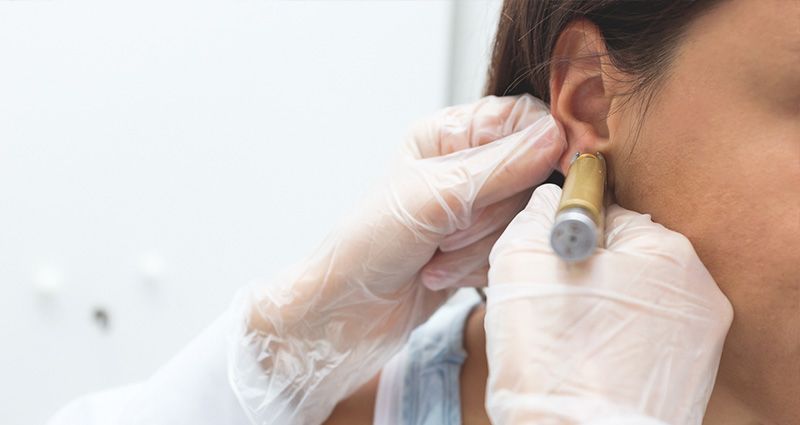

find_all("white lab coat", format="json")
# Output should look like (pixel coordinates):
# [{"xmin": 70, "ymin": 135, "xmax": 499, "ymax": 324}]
[{"xmin": 47, "ymin": 314, "xmax": 252, "ymax": 425}]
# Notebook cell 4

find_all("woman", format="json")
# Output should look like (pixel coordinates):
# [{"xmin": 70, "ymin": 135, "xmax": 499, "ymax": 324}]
[
  {"xmin": 49, "ymin": 0, "xmax": 798, "ymax": 424},
  {"xmin": 326, "ymin": 0, "xmax": 799, "ymax": 424}
]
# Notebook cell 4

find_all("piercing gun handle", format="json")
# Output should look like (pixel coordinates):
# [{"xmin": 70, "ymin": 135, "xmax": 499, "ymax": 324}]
[{"xmin": 549, "ymin": 152, "xmax": 607, "ymax": 262}]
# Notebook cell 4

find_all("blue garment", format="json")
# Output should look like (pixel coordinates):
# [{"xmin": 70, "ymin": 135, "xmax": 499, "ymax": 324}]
[{"xmin": 375, "ymin": 290, "xmax": 482, "ymax": 425}]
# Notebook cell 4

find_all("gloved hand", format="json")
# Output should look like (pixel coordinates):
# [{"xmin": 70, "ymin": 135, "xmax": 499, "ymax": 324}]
[
  {"xmin": 484, "ymin": 184, "xmax": 733, "ymax": 425},
  {"xmin": 229, "ymin": 95, "xmax": 566, "ymax": 424}
]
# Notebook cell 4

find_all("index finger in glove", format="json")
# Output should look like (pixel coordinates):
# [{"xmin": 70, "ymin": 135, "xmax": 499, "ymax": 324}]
[
  {"xmin": 488, "ymin": 184, "xmax": 715, "ymax": 289},
  {"xmin": 488, "ymin": 183, "xmax": 562, "ymax": 267},
  {"xmin": 603, "ymin": 203, "xmax": 699, "ymax": 261},
  {"xmin": 402, "ymin": 116, "xmax": 565, "ymax": 236},
  {"xmin": 407, "ymin": 94, "xmax": 555, "ymax": 159},
  {"xmin": 489, "ymin": 184, "xmax": 699, "ymax": 260}
]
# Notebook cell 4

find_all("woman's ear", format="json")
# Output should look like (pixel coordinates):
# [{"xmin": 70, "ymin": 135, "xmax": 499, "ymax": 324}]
[{"xmin": 549, "ymin": 19, "xmax": 622, "ymax": 176}]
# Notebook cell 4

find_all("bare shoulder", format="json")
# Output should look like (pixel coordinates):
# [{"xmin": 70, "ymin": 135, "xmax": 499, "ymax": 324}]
[
  {"xmin": 460, "ymin": 303, "xmax": 491, "ymax": 425},
  {"xmin": 323, "ymin": 372, "xmax": 381, "ymax": 425}
]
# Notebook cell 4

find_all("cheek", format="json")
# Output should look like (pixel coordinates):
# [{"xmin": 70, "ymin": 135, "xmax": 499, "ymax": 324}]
[
  {"xmin": 613, "ymin": 100, "xmax": 799, "ymax": 275},
  {"xmin": 610, "ymin": 70, "xmax": 800, "ymax": 298},
  {"xmin": 610, "ymin": 81, "xmax": 800, "ymax": 388}
]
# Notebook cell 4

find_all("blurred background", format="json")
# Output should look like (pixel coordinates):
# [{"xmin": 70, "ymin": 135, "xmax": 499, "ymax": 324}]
[{"xmin": 0, "ymin": 1, "xmax": 502, "ymax": 423}]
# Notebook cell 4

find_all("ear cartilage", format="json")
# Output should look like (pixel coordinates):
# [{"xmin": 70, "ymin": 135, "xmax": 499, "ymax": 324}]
[{"xmin": 550, "ymin": 152, "xmax": 607, "ymax": 262}]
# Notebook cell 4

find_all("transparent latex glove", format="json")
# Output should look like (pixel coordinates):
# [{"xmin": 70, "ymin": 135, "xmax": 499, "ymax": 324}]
[
  {"xmin": 484, "ymin": 184, "xmax": 733, "ymax": 425},
  {"xmin": 230, "ymin": 95, "xmax": 566, "ymax": 425}
]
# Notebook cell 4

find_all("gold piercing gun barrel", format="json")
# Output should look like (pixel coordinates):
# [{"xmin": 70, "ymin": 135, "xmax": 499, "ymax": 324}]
[{"xmin": 550, "ymin": 152, "xmax": 607, "ymax": 262}]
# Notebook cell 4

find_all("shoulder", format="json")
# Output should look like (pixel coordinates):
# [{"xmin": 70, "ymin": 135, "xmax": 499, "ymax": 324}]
[
  {"xmin": 323, "ymin": 372, "xmax": 381, "ymax": 425},
  {"xmin": 460, "ymin": 303, "xmax": 491, "ymax": 425}
]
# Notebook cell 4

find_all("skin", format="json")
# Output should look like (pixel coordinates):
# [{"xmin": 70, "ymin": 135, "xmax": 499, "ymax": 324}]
[
  {"xmin": 550, "ymin": 1, "xmax": 799, "ymax": 422},
  {"xmin": 327, "ymin": 0, "xmax": 799, "ymax": 423}
]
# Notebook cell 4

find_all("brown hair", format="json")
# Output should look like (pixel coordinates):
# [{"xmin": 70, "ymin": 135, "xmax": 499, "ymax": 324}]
[{"xmin": 485, "ymin": 0, "xmax": 723, "ymax": 185}]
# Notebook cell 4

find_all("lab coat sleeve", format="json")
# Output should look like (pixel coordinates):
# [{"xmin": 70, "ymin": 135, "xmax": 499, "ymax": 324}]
[{"xmin": 47, "ymin": 312, "xmax": 251, "ymax": 425}]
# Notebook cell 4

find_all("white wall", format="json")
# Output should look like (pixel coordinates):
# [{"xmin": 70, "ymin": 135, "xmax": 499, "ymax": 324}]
[
  {"xmin": 0, "ymin": 1, "xmax": 500, "ymax": 424},
  {"xmin": 447, "ymin": 0, "xmax": 502, "ymax": 104}
]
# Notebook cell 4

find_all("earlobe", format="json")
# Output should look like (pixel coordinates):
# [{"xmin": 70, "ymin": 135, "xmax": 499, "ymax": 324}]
[{"xmin": 548, "ymin": 19, "xmax": 616, "ymax": 176}]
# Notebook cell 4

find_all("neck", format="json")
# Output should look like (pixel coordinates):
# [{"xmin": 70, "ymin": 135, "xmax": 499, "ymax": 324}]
[{"xmin": 703, "ymin": 381, "xmax": 768, "ymax": 425}]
